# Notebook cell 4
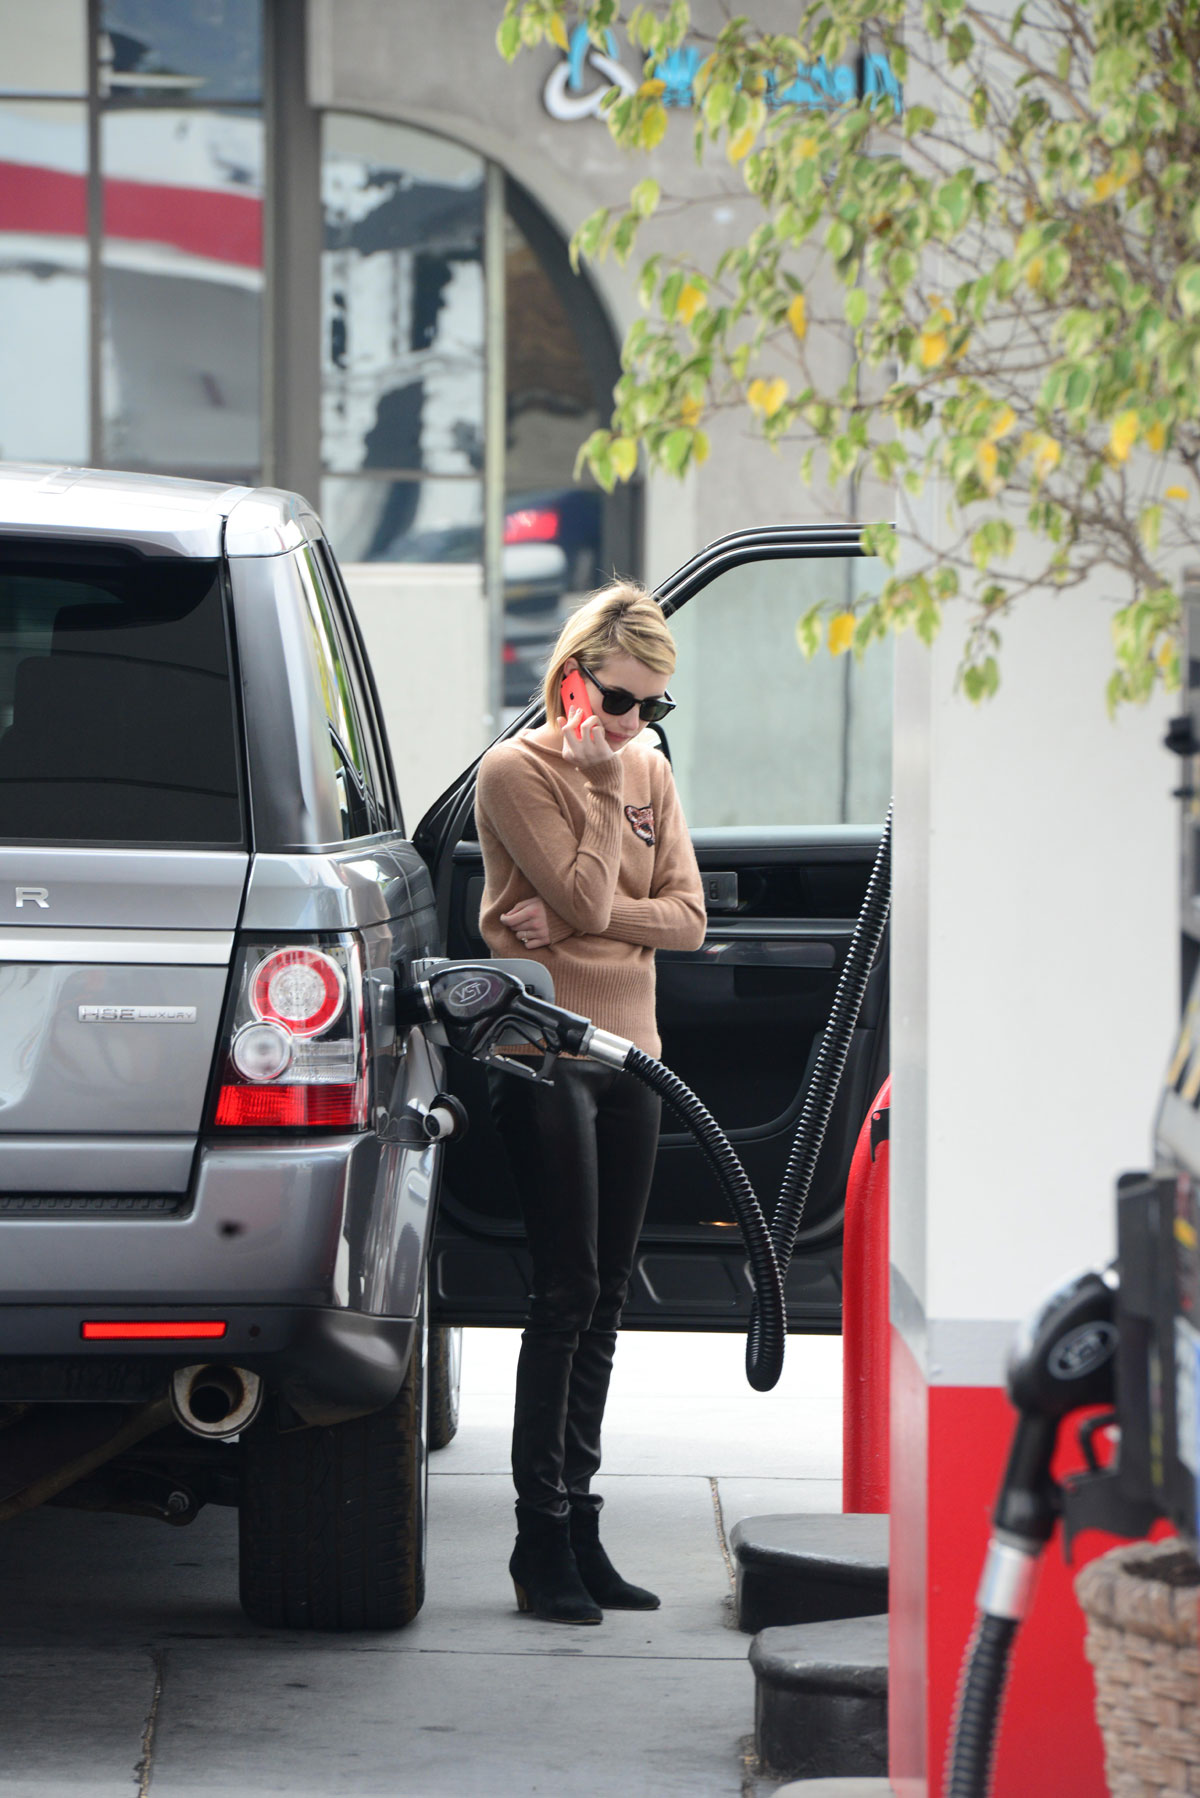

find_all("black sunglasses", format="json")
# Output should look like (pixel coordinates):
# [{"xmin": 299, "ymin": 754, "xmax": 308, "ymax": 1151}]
[{"xmin": 578, "ymin": 663, "xmax": 676, "ymax": 726}]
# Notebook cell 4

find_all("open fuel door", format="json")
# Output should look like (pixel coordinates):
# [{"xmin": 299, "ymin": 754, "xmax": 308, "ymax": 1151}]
[{"xmin": 414, "ymin": 526, "xmax": 890, "ymax": 1333}]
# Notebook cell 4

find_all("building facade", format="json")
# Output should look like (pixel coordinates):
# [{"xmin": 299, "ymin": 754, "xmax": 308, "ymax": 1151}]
[{"xmin": 0, "ymin": 0, "xmax": 891, "ymax": 821}]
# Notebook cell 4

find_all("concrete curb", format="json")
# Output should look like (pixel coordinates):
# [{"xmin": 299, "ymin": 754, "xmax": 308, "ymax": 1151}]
[
  {"xmin": 750, "ymin": 1614, "xmax": 888, "ymax": 1781},
  {"xmin": 731, "ymin": 1511, "xmax": 889, "ymax": 1632}
]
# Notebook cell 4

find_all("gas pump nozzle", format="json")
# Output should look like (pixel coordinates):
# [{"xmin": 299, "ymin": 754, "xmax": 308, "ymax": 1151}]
[
  {"xmin": 395, "ymin": 960, "xmax": 634, "ymax": 1079},
  {"xmin": 983, "ymin": 1269, "xmax": 1120, "ymax": 1614},
  {"xmin": 947, "ymin": 1265, "xmax": 1159, "ymax": 1797}
]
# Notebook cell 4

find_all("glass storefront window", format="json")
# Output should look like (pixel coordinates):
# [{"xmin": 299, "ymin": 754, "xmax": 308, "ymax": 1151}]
[
  {"xmin": 504, "ymin": 198, "xmax": 603, "ymax": 590},
  {"xmin": 100, "ymin": 1, "xmax": 262, "ymax": 104},
  {"xmin": 0, "ymin": 1, "xmax": 87, "ymax": 97},
  {"xmin": 320, "ymin": 474, "xmax": 483, "ymax": 566},
  {"xmin": 100, "ymin": 106, "xmax": 263, "ymax": 476},
  {"xmin": 0, "ymin": 101, "xmax": 89, "ymax": 462},
  {"xmin": 321, "ymin": 115, "xmax": 485, "ymax": 485},
  {"xmin": 499, "ymin": 180, "xmax": 631, "ymax": 709}
]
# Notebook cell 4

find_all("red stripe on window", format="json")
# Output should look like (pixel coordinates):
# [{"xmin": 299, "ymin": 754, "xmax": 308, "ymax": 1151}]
[
  {"xmin": 0, "ymin": 162, "xmax": 87, "ymax": 236},
  {"xmin": 0, "ymin": 161, "xmax": 262, "ymax": 268}
]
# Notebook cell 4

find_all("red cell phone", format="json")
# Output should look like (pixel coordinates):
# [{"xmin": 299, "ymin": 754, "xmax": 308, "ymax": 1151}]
[{"xmin": 559, "ymin": 669, "xmax": 594, "ymax": 738}]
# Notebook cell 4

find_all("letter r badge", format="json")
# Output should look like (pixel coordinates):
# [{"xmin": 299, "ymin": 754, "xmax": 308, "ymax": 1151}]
[{"xmin": 15, "ymin": 887, "xmax": 49, "ymax": 909}]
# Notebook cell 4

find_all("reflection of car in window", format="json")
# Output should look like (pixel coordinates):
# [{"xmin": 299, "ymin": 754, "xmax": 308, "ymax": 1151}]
[{"xmin": 503, "ymin": 488, "xmax": 603, "ymax": 611}]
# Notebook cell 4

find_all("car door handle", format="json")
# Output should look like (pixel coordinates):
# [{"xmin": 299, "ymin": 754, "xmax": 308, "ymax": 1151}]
[{"xmin": 701, "ymin": 871, "xmax": 739, "ymax": 912}]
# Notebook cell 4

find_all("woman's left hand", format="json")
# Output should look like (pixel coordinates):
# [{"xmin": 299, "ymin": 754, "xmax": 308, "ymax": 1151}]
[{"xmin": 501, "ymin": 896, "xmax": 552, "ymax": 950}]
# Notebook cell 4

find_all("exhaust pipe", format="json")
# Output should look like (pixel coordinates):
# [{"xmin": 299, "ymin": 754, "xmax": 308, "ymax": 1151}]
[{"xmin": 170, "ymin": 1364, "xmax": 262, "ymax": 1438}]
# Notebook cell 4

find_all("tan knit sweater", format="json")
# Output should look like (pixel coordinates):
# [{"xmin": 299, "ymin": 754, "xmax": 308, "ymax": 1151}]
[{"xmin": 475, "ymin": 730, "xmax": 706, "ymax": 1056}]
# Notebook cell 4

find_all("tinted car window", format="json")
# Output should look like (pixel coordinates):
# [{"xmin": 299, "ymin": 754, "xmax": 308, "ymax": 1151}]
[{"xmin": 0, "ymin": 550, "xmax": 243, "ymax": 846}]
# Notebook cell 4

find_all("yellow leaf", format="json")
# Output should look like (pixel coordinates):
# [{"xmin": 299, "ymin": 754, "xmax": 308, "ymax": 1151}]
[
  {"xmin": 610, "ymin": 437, "xmax": 638, "ymax": 482},
  {"xmin": 548, "ymin": 13, "xmax": 569, "ymax": 51},
  {"xmin": 675, "ymin": 282, "xmax": 707, "ymax": 326},
  {"xmin": 1147, "ymin": 420, "xmax": 1167, "ymax": 453},
  {"xmin": 1109, "ymin": 410, "xmax": 1139, "ymax": 463},
  {"xmin": 747, "ymin": 376, "xmax": 789, "ymax": 419},
  {"xmin": 797, "ymin": 135, "xmax": 820, "ymax": 160},
  {"xmin": 1167, "ymin": 485, "xmax": 1190, "ymax": 501},
  {"xmin": 1025, "ymin": 255, "xmax": 1044, "ymax": 291},
  {"xmin": 786, "ymin": 293, "xmax": 808, "ymax": 340},
  {"xmin": 986, "ymin": 405, "xmax": 1017, "ymax": 442},
  {"xmin": 679, "ymin": 394, "xmax": 703, "ymax": 427},
  {"xmin": 1092, "ymin": 169, "xmax": 1118, "ymax": 201},
  {"xmin": 692, "ymin": 429, "xmax": 710, "ymax": 466},
  {"xmin": 1023, "ymin": 433, "xmax": 1061, "ymax": 480},
  {"xmin": 918, "ymin": 330, "xmax": 948, "ymax": 369},
  {"xmin": 828, "ymin": 612, "xmax": 856, "ymax": 656},
  {"xmin": 728, "ymin": 124, "xmax": 756, "ymax": 164},
  {"xmin": 638, "ymin": 79, "xmax": 666, "ymax": 99},
  {"xmin": 1158, "ymin": 639, "xmax": 1176, "ymax": 671},
  {"xmin": 976, "ymin": 440, "xmax": 999, "ymax": 489}
]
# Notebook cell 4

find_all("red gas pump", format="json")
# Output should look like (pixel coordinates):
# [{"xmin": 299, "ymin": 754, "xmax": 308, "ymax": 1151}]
[{"xmin": 843, "ymin": 1076, "xmax": 891, "ymax": 1514}]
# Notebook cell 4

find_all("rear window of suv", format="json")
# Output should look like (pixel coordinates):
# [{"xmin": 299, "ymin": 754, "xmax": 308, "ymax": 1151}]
[{"xmin": 0, "ymin": 548, "xmax": 243, "ymax": 847}]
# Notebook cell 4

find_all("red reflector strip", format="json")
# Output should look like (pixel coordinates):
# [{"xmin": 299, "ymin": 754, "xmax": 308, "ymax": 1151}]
[
  {"xmin": 82, "ymin": 1320, "xmax": 228, "ymax": 1341},
  {"xmin": 214, "ymin": 1082, "xmax": 366, "ymax": 1128}
]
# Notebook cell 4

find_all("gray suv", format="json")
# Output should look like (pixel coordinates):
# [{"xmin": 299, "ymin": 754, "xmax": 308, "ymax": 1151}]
[
  {"xmin": 0, "ymin": 465, "xmax": 449, "ymax": 1630},
  {"xmin": 0, "ymin": 468, "xmax": 893, "ymax": 1634}
]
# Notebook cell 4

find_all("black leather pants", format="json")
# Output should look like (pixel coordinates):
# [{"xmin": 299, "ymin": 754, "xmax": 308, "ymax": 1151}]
[{"xmin": 490, "ymin": 1059, "xmax": 662, "ymax": 1521}]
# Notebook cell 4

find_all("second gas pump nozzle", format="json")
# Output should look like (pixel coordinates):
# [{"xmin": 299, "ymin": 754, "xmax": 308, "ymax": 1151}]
[{"xmin": 979, "ymin": 1268, "xmax": 1121, "ymax": 1620}]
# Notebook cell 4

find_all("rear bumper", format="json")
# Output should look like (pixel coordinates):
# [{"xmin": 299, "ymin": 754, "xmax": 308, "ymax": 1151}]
[
  {"xmin": 0, "ymin": 1133, "xmax": 380, "ymax": 1308},
  {"xmin": 0, "ymin": 1304, "xmax": 417, "ymax": 1424}
]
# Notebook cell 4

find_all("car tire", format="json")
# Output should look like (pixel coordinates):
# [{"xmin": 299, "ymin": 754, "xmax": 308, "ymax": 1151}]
[
  {"xmin": 427, "ymin": 1324, "xmax": 462, "ymax": 1451},
  {"xmin": 237, "ymin": 1307, "xmax": 427, "ymax": 1631}
]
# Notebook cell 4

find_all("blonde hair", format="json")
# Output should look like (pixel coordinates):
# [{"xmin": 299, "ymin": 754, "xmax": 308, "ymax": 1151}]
[{"xmin": 542, "ymin": 580, "xmax": 675, "ymax": 722}]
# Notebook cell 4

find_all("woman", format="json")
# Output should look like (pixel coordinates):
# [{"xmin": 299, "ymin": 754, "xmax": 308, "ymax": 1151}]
[{"xmin": 475, "ymin": 582, "xmax": 706, "ymax": 1625}]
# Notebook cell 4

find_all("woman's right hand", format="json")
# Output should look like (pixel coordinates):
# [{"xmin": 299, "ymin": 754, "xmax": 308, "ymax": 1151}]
[{"xmin": 558, "ymin": 707, "xmax": 616, "ymax": 772}]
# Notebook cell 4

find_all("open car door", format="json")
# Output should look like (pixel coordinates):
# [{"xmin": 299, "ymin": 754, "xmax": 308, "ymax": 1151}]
[{"xmin": 414, "ymin": 526, "xmax": 890, "ymax": 1334}]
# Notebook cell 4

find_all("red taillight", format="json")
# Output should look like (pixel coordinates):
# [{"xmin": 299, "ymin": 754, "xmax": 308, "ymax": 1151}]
[
  {"xmin": 504, "ymin": 506, "xmax": 559, "ymax": 544},
  {"xmin": 213, "ymin": 1082, "xmax": 366, "ymax": 1129},
  {"xmin": 251, "ymin": 947, "xmax": 345, "ymax": 1038},
  {"xmin": 212, "ymin": 935, "xmax": 368, "ymax": 1132},
  {"xmin": 82, "ymin": 1320, "xmax": 227, "ymax": 1341}
]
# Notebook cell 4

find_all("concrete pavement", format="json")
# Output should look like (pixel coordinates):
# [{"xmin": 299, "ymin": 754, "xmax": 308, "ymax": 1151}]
[{"xmin": 0, "ymin": 1328, "xmax": 844, "ymax": 1796}]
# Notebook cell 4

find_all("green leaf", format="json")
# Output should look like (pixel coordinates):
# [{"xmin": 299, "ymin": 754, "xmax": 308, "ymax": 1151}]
[
  {"xmin": 610, "ymin": 436, "xmax": 638, "ymax": 482},
  {"xmin": 827, "ymin": 219, "xmax": 854, "ymax": 261},
  {"xmin": 496, "ymin": 15, "xmax": 521, "ymax": 61},
  {"xmin": 704, "ymin": 81, "xmax": 735, "ymax": 128},
  {"xmin": 638, "ymin": 254, "xmax": 662, "ymax": 309},
  {"xmin": 845, "ymin": 287, "xmax": 868, "ymax": 328},
  {"xmin": 661, "ymin": 428, "xmax": 693, "ymax": 475},
  {"xmin": 570, "ymin": 207, "xmax": 610, "ymax": 272},
  {"xmin": 796, "ymin": 604, "xmax": 822, "ymax": 659},
  {"xmin": 631, "ymin": 178, "xmax": 661, "ymax": 219}
]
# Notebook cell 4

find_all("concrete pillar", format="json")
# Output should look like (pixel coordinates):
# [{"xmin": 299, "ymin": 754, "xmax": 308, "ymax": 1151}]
[{"xmin": 889, "ymin": 588, "xmax": 1177, "ymax": 1793}]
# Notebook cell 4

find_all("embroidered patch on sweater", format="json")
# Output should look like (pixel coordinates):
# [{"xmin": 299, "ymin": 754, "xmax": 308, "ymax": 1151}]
[{"xmin": 624, "ymin": 803, "xmax": 655, "ymax": 846}]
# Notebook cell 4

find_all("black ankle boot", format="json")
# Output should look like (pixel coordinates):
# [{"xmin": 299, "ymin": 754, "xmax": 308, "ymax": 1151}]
[
  {"xmin": 509, "ymin": 1508, "xmax": 603, "ymax": 1624},
  {"xmin": 569, "ymin": 1506, "xmax": 660, "ymax": 1610}
]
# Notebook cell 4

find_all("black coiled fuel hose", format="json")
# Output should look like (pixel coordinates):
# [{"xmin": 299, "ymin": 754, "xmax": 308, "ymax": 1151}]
[
  {"xmin": 624, "ymin": 1047, "xmax": 786, "ymax": 1392},
  {"xmin": 945, "ymin": 1614, "xmax": 1019, "ymax": 1797},
  {"xmin": 765, "ymin": 801, "xmax": 893, "ymax": 1288}
]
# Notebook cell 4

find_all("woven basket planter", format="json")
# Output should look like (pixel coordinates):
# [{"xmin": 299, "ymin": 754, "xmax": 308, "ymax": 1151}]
[{"xmin": 1075, "ymin": 1538, "xmax": 1200, "ymax": 1798}]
